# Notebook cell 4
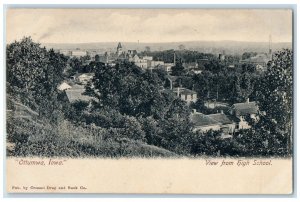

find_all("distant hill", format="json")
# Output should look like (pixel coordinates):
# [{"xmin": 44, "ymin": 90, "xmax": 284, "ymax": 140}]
[{"xmin": 42, "ymin": 40, "xmax": 292, "ymax": 55}]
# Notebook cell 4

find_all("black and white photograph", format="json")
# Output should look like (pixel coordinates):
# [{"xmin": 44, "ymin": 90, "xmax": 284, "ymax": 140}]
[
  {"xmin": 4, "ymin": 7, "xmax": 295, "ymax": 195},
  {"xmin": 6, "ymin": 8, "xmax": 293, "ymax": 158}
]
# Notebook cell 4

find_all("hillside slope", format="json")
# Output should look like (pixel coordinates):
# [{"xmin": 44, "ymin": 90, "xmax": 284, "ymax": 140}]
[{"xmin": 6, "ymin": 99, "xmax": 177, "ymax": 158}]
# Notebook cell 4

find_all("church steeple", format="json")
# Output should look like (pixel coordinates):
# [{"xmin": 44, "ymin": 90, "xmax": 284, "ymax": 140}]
[{"xmin": 117, "ymin": 42, "xmax": 122, "ymax": 56}]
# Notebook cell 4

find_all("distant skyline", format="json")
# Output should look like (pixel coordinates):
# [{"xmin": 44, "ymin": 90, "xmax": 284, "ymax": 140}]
[{"xmin": 6, "ymin": 9, "xmax": 292, "ymax": 44}]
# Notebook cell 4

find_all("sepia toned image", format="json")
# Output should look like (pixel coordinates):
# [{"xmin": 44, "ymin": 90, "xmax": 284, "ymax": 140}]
[{"xmin": 5, "ymin": 8, "xmax": 293, "ymax": 194}]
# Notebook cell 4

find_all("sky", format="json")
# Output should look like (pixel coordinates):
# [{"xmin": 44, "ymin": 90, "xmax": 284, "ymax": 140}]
[{"xmin": 6, "ymin": 9, "xmax": 293, "ymax": 44}]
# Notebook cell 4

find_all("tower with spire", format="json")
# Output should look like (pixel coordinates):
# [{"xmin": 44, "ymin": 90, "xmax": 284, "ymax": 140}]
[{"xmin": 117, "ymin": 42, "xmax": 123, "ymax": 56}]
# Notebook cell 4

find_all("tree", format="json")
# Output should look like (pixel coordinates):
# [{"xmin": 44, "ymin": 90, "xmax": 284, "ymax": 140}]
[
  {"xmin": 235, "ymin": 73, "xmax": 254, "ymax": 102},
  {"xmin": 171, "ymin": 58, "xmax": 185, "ymax": 76},
  {"xmin": 241, "ymin": 63, "xmax": 256, "ymax": 73},
  {"xmin": 254, "ymin": 49, "xmax": 293, "ymax": 156},
  {"xmin": 6, "ymin": 37, "xmax": 67, "ymax": 117},
  {"xmin": 204, "ymin": 59, "xmax": 225, "ymax": 74}
]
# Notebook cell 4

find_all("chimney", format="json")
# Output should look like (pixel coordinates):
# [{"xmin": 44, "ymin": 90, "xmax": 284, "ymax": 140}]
[
  {"xmin": 192, "ymin": 109, "xmax": 197, "ymax": 114},
  {"xmin": 246, "ymin": 98, "xmax": 249, "ymax": 103},
  {"xmin": 220, "ymin": 110, "xmax": 224, "ymax": 114}
]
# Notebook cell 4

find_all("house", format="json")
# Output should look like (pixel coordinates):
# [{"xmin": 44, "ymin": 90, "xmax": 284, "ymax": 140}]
[
  {"xmin": 128, "ymin": 54, "xmax": 147, "ymax": 69},
  {"xmin": 128, "ymin": 50, "xmax": 137, "ymax": 56},
  {"xmin": 129, "ymin": 54, "xmax": 140, "ymax": 62},
  {"xmin": 190, "ymin": 111, "xmax": 221, "ymax": 132},
  {"xmin": 173, "ymin": 87, "xmax": 197, "ymax": 104},
  {"xmin": 240, "ymin": 53, "xmax": 270, "ymax": 71},
  {"xmin": 73, "ymin": 73, "xmax": 95, "ymax": 85},
  {"xmin": 65, "ymin": 85, "xmax": 94, "ymax": 103},
  {"xmin": 143, "ymin": 56, "xmax": 153, "ymax": 61},
  {"xmin": 230, "ymin": 99, "xmax": 259, "ymax": 130},
  {"xmin": 190, "ymin": 110, "xmax": 235, "ymax": 138},
  {"xmin": 148, "ymin": 60, "xmax": 165, "ymax": 69},
  {"xmin": 57, "ymin": 82, "xmax": 72, "ymax": 91},
  {"xmin": 207, "ymin": 113, "xmax": 235, "ymax": 135},
  {"xmin": 135, "ymin": 59, "xmax": 148, "ymax": 69},
  {"xmin": 164, "ymin": 64, "xmax": 173, "ymax": 73}
]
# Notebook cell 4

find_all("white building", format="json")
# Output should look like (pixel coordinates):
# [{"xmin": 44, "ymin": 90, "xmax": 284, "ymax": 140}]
[
  {"xmin": 57, "ymin": 82, "xmax": 72, "ymax": 91},
  {"xmin": 230, "ymin": 99, "xmax": 259, "ymax": 130},
  {"xmin": 148, "ymin": 61, "xmax": 165, "ymax": 68},
  {"xmin": 160, "ymin": 63, "xmax": 173, "ymax": 73},
  {"xmin": 143, "ymin": 56, "xmax": 153, "ymax": 61},
  {"xmin": 73, "ymin": 73, "xmax": 95, "ymax": 85},
  {"xmin": 173, "ymin": 87, "xmax": 197, "ymax": 104}
]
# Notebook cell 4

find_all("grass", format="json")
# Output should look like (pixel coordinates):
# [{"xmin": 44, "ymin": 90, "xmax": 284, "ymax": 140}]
[{"xmin": 6, "ymin": 101, "xmax": 177, "ymax": 158}]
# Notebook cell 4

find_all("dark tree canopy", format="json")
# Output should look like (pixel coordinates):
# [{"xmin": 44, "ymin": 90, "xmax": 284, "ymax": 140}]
[{"xmin": 6, "ymin": 37, "xmax": 68, "ymax": 117}]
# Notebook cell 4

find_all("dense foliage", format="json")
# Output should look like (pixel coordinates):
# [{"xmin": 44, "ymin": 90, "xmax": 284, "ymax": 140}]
[
  {"xmin": 6, "ymin": 37, "xmax": 68, "ymax": 121},
  {"xmin": 6, "ymin": 38, "xmax": 293, "ymax": 158}
]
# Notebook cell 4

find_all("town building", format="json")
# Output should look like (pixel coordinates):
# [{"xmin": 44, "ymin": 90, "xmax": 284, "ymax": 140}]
[
  {"xmin": 128, "ymin": 50, "xmax": 138, "ymax": 56},
  {"xmin": 240, "ymin": 53, "xmax": 270, "ymax": 71},
  {"xmin": 116, "ymin": 42, "xmax": 123, "ymax": 56},
  {"xmin": 131, "ymin": 55, "xmax": 148, "ymax": 69},
  {"xmin": 230, "ymin": 99, "xmax": 259, "ymax": 130},
  {"xmin": 207, "ymin": 113, "xmax": 235, "ymax": 135},
  {"xmin": 162, "ymin": 63, "xmax": 174, "ymax": 73},
  {"xmin": 190, "ymin": 110, "xmax": 235, "ymax": 138},
  {"xmin": 148, "ymin": 60, "xmax": 165, "ymax": 69},
  {"xmin": 190, "ymin": 111, "xmax": 220, "ymax": 132},
  {"xmin": 72, "ymin": 73, "xmax": 95, "ymax": 85},
  {"xmin": 173, "ymin": 87, "xmax": 197, "ymax": 104},
  {"xmin": 57, "ymin": 82, "xmax": 72, "ymax": 91}
]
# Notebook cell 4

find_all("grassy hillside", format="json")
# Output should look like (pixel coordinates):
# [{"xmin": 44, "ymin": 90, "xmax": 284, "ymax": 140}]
[{"xmin": 6, "ymin": 99, "xmax": 176, "ymax": 158}]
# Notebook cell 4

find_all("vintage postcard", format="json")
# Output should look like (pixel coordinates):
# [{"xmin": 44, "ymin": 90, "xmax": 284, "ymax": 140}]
[{"xmin": 5, "ymin": 8, "xmax": 293, "ymax": 194}]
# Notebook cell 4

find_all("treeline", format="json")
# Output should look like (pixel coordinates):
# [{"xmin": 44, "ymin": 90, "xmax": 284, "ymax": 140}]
[{"xmin": 140, "ymin": 49, "xmax": 215, "ymax": 63}]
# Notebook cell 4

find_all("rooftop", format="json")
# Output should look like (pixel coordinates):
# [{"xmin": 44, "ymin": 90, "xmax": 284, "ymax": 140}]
[
  {"xmin": 241, "ymin": 54, "xmax": 270, "ymax": 64},
  {"xmin": 232, "ymin": 101, "xmax": 258, "ymax": 116},
  {"xmin": 207, "ymin": 113, "xmax": 234, "ymax": 125},
  {"xmin": 117, "ymin": 42, "xmax": 122, "ymax": 49},
  {"xmin": 173, "ymin": 87, "xmax": 197, "ymax": 95},
  {"xmin": 57, "ymin": 82, "xmax": 72, "ymax": 91},
  {"xmin": 191, "ymin": 113, "xmax": 220, "ymax": 127}
]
